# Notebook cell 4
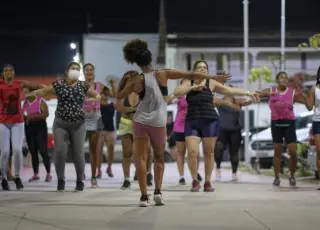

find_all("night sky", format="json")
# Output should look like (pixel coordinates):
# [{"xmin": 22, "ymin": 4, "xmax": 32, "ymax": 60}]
[{"xmin": 0, "ymin": 0, "xmax": 319, "ymax": 75}]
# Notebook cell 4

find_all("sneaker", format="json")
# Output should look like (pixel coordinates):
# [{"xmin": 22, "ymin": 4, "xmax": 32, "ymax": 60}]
[
  {"xmin": 57, "ymin": 179, "xmax": 65, "ymax": 191},
  {"xmin": 273, "ymin": 177, "xmax": 280, "ymax": 187},
  {"xmin": 203, "ymin": 181, "xmax": 215, "ymax": 192},
  {"xmin": 154, "ymin": 189, "xmax": 165, "ymax": 206},
  {"xmin": 147, "ymin": 173, "xmax": 153, "ymax": 186},
  {"xmin": 139, "ymin": 194, "xmax": 149, "ymax": 207},
  {"xmin": 91, "ymin": 177, "xmax": 98, "ymax": 188},
  {"xmin": 179, "ymin": 177, "xmax": 186, "ymax": 185},
  {"xmin": 106, "ymin": 167, "xmax": 114, "ymax": 178},
  {"xmin": 216, "ymin": 169, "xmax": 221, "ymax": 181},
  {"xmin": 289, "ymin": 176, "xmax": 296, "ymax": 187},
  {"xmin": 197, "ymin": 173, "xmax": 202, "ymax": 182},
  {"xmin": 14, "ymin": 177, "xmax": 24, "ymax": 190},
  {"xmin": 45, "ymin": 174, "xmax": 52, "ymax": 182},
  {"xmin": 232, "ymin": 173, "xmax": 238, "ymax": 182},
  {"xmin": 75, "ymin": 181, "xmax": 84, "ymax": 192},
  {"xmin": 190, "ymin": 179, "xmax": 201, "ymax": 192},
  {"xmin": 29, "ymin": 175, "xmax": 40, "ymax": 182},
  {"xmin": 121, "ymin": 180, "xmax": 131, "ymax": 190},
  {"xmin": 1, "ymin": 179, "xmax": 10, "ymax": 191},
  {"xmin": 96, "ymin": 169, "xmax": 102, "ymax": 179}
]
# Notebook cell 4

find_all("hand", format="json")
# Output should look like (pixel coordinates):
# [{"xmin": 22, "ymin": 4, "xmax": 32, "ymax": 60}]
[
  {"xmin": 214, "ymin": 74, "xmax": 231, "ymax": 83},
  {"xmin": 248, "ymin": 91, "xmax": 260, "ymax": 102}
]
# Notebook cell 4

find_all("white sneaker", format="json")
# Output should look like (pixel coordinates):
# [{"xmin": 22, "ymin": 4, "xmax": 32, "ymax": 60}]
[
  {"xmin": 232, "ymin": 173, "xmax": 238, "ymax": 182},
  {"xmin": 153, "ymin": 194, "xmax": 165, "ymax": 206},
  {"xmin": 139, "ymin": 194, "xmax": 149, "ymax": 207},
  {"xmin": 216, "ymin": 169, "xmax": 221, "ymax": 181}
]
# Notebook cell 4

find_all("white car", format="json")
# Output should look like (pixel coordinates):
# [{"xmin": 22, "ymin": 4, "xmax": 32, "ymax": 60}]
[{"xmin": 248, "ymin": 111, "xmax": 313, "ymax": 168}]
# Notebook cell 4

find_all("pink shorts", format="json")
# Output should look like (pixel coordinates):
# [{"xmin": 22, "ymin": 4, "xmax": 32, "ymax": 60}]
[{"xmin": 133, "ymin": 121, "xmax": 166, "ymax": 148}]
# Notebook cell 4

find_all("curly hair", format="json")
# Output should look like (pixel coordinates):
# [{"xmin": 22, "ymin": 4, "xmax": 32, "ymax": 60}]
[{"xmin": 123, "ymin": 39, "xmax": 152, "ymax": 67}]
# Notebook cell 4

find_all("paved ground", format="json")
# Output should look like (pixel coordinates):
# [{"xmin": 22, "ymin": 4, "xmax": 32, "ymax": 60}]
[{"xmin": 0, "ymin": 162, "xmax": 320, "ymax": 230}]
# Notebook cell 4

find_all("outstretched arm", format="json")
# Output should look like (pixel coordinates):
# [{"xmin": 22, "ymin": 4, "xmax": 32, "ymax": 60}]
[
  {"xmin": 212, "ymin": 81, "xmax": 259, "ymax": 100},
  {"xmin": 20, "ymin": 80, "xmax": 45, "ymax": 90},
  {"xmin": 214, "ymin": 98, "xmax": 241, "ymax": 111},
  {"xmin": 159, "ymin": 69, "xmax": 229, "ymax": 81},
  {"xmin": 30, "ymin": 85, "xmax": 55, "ymax": 97}
]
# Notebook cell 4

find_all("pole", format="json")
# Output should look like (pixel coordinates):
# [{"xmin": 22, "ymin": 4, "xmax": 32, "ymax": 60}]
[
  {"xmin": 280, "ymin": 0, "xmax": 286, "ymax": 71},
  {"xmin": 243, "ymin": 0, "xmax": 250, "ymax": 165}
]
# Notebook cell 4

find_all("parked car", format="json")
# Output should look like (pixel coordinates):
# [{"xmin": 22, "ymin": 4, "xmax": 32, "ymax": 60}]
[{"xmin": 248, "ymin": 111, "xmax": 313, "ymax": 169}]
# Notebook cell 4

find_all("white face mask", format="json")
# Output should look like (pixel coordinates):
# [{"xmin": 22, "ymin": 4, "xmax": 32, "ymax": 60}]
[{"xmin": 68, "ymin": 70, "xmax": 80, "ymax": 80}]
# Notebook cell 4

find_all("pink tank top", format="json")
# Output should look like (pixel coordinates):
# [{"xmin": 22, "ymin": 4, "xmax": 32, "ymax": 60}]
[
  {"xmin": 23, "ymin": 96, "xmax": 42, "ymax": 116},
  {"xmin": 173, "ymin": 96, "xmax": 188, "ymax": 133},
  {"xmin": 268, "ymin": 87, "xmax": 295, "ymax": 120},
  {"xmin": 83, "ymin": 82, "xmax": 102, "ymax": 112}
]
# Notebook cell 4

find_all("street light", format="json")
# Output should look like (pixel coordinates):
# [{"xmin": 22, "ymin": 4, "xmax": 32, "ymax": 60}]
[{"xmin": 70, "ymin": 42, "xmax": 77, "ymax": 50}]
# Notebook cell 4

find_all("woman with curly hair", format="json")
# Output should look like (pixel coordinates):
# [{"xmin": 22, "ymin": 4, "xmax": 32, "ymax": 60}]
[{"xmin": 118, "ymin": 39, "xmax": 258, "ymax": 207}]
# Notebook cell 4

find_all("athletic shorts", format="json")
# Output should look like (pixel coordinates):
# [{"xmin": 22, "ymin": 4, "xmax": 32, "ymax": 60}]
[
  {"xmin": 312, "ymin": 122, "xmax": 320, "ymax": 135},
  {"xmin": 118, "ymin": 117, "xmax": 133, "ymax": 136},
  {"xmin": 271, "ymin": 120, "xmax": 296, "ymax": 144},
  {"xmin": 185, "ymin": 119, "xmax": 220, "ymax": 138},
  {"xmin": 174, "ymin": 132, "xmax": 185, "ymax": 142}
]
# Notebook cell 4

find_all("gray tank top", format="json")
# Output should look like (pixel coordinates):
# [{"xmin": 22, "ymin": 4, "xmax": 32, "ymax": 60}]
[{"xmin": 133, "ymin": 71, "xmax": 167, "ymax": 127}]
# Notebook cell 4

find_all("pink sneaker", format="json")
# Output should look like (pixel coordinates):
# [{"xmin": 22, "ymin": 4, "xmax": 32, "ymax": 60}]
[
  {"xmin": 45, "ymin": 174, "xmax": 52, "ymax": 182},
  {"xmin": 29, "ymin": 175, "xmax": 40, "ymax": 182}
]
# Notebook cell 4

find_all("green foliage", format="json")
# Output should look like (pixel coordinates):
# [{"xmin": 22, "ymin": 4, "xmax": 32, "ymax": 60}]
[
  {"xmin": 298, "ymin": 33, "xmax": 320, "ymax": 51},
  {"xmin": 248, "ymin": 67, "xmax": 273, "ymax": 83}
]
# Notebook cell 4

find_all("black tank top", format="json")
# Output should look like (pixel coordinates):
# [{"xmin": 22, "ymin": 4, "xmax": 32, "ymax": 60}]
[
  {"xmin": 100, "ymin": 103, "xmax": 115, "ymax": 131},
  {"xmin": 186, "ymin": 80, "xmax": 218, "ymax": 121}
]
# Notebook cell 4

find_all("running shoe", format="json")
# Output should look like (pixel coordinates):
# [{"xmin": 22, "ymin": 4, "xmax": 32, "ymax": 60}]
[
  {"xmin": 273, "ymin": 177, "xmax": 280, "ymax": 187},
  {"xmin": 154, "ymin": 190, "xmax": 165, "ymax": 206},
  {"xmin": 14, "ymin": 177, "xmax": 24, "ymax": 190},
  {"xmin": 29, "ymin": 175, "xmax": 40, "ymax": 182},
  {"xmin": 75, "ymin": 181, "xmax": 84, "ymax": 192},
  {"xmin": 147, "ymin": 173, "xmax": 153, "ymax": 186},
  {"xmin": 289, "ymin": 176, "xmax": 296, "ymax": 187},
  {"xmin": 139, "ymin": 194, "xmax": 149, "ymax": 207},
  {"xmin": 179, "ymin": 177, "xmax": 186, "ymax": 185},
  {"xmin": 45, "ymin": 174, "xmax": 52, "ymax": 182},
  {"xmin": 57, "ymin": 179, "xmax": 65, "ymax": 191},
  {"xmin": 1, "ymin": 179, "xmax": 10, "ymax": 191},
  {"xmin": 91, "ymin": 177, "xmax": 98, "ymax": 188},
  {"xmin": 190, "ymin": 179, "xmax": 201, "ymax": 192},
  {"xmin": 203, "ymin": 181, "xmax": 215, "ymax": 192},
  {"xmin": 121, "ymin": 180, "xmax": 131, "ymax": 190},
  {"xmin": 232, "ymin": 173, "xmax": 238, "ymax": 182},
  {"xmin": 106, "ymin": 167, "xmax": 114, "ymax": 178}
]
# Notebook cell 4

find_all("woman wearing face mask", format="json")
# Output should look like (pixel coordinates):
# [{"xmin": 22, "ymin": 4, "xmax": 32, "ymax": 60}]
[
  {"xmin": 23, "ymin": 87, "xmax": 52, "ymax": 183},
  {"xmin": 257, "ymin": 72, "xmax": 307, "ymax": 187},
  {"xmin": 118, "ymin": 39, "xmax": 253, "ymax": 206},
  {"xmin": 94, "ymin": 81, "xmax": 117, "ymax": 187},
  {"xmin": 0, "ymin": 64, "xmax": 45, "ymax": 191},
  {"xmin": 27, "ymin": 62, "xmax": 101, "ymax": 192},
  {"xmin": 174, "ymin": 60, "xmax": 258, "ymax": 192}
]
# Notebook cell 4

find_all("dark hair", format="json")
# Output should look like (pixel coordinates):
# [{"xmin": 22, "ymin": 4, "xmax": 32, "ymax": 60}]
[
  {"xmin": 192, "ymin": 60, "xmax": 209, "ymax": 71},
  {"xmin": 67, "ymin": 62, "xmax": 81, "ymax": 70},
  {"xmin": 123, "ymin": 39, "xmax": 152, "ymax": 67},
  {"xmin": 83, "ymin": 63, "xmax": 95, "ymax": 70},
  {"xmin": 275, "ymin": 71, "xmax": 287, "ymax": 80},
  {"xmin": 1, "ymin": 64, "xmax": 15, "ymax": 79},
  {"xmin": 118, "ymin": 70, "xmax": 139, "ymax": 94},
  {"xmin": 316, "ymin": 66, "xmax": 320, "ymax": 85}
]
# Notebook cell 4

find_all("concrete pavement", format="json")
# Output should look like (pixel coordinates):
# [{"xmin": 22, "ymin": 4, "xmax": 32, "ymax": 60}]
[{"xmin": 0, "ymin": 162, "xmax": 320, "ymax": 230}]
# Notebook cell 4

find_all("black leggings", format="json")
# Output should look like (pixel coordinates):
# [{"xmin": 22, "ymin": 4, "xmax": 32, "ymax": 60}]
[
  {"xmin": 214, "ymin": 129, "xmax": 241, "ymax": 173},
  {"xmin": 25, "ymin": 120, "xmax": 50, "ymax": 174}
]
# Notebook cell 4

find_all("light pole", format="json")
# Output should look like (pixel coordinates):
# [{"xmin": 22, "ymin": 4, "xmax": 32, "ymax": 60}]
[
  {"xmin": 280, "ymin": 0, "xmax": 286, "ymax": 71},
  {"xmin": 243, "ymin": 0, "xmax": 250, "ymax": 165}
]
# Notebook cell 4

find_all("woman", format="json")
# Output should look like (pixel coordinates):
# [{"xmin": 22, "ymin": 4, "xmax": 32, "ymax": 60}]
[
  {"xmin": 23, "ymin": 87, "xmax": 52, "ymax": 182},
  {"xmin": 304, "ymin": 67, "xmax": 320, "ymax": 189},
  {"xmin": 0, "ymin": 64, "xmax": 45, "ymax": 191},
  {"xmin": 214, "ymin": 89, "xmax": 252, "ymax": 181},
  {"xmin": 82, "ymin": 63, "xmax": 105, "ymax": 182},
  {"xmin": 28, "ymin": 62, "xmax": 100, "ymax": 191},
  {"xmin": 118, "ymin": 39, "xmax": 257, "ymax": 206},
  {"xmin": 174, "ymin": 60, "xmax": 258, "ymax": 192},
  {"xmin": 257, "ymin": 71, "xmax": 307, "ymax": 187},
  {"xmin": 116, "ymin": 71, "xmax": 153, "ymax": 189},
  {"xmin": 94, "ymin": 83, "xmax": 117, "ymax": 186},
  {"xmin": 172, "ymin": 81, "xmax": 202, "ymax": 185}
]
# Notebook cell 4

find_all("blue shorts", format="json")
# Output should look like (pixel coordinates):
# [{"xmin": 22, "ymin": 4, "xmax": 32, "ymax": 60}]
[
  {"xmin": 312, "ymin": 122, "xmax": 320, "ymax": 135},
  {"xmin": 184, "ymin": 119, "xmax": 220, "ymax": 138}
]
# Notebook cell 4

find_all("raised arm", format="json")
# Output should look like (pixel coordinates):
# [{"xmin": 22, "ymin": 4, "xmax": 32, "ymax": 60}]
[
  {"xmin": 159, "ymin": 69, "xmax": 227, "ymax": 81},
  {"xmin": 305, "ymin": 86, "xmax": 315, "ymax": 111},
  {"xmin": 214, "ymin": 97, "xmax": 241, "ymax": 111},
  {"xmin": 30, "ymin": 85, "xmax": 55, "ymax": 98},
  {"xmin": 20, "ymin": 80, "xmax": 45, "ymax": 90}
]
